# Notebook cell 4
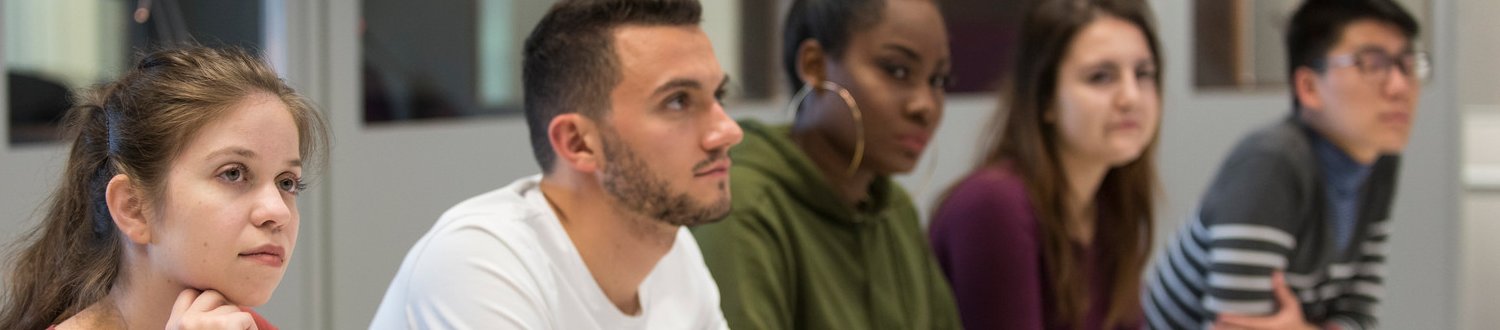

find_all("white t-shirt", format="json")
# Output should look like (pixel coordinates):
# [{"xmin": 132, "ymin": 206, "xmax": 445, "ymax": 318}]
[{"xmin": 370, "ymin": 175, "xmax": 729, "ymax": 330}]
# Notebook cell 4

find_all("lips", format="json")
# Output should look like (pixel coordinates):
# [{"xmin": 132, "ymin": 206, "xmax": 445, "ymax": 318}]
[
  {"xmin": 1380, "ymin": 111, "xmax": 1412, "ymax": 126},
  {"xmin": 239, "ymin": 244, "xmax": 286, "ymax": 267},
  {"xmin": 898, "ymin": 133, "xmax": 931, "ymax": 153},
  {"xmin": 694, "ymin": 160, "xmax": 731, "ymax": 177},
  {"xmin": 1113, "ymin": 119, "xmax": 1141, "ymax": 131}
]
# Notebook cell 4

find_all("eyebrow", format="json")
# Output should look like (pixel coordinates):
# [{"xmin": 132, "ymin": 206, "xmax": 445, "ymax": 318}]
[
  {"xmin": 652, "ymin": 75, "xmax": 732, "ymax": 97},
  {"xmin": 716, "ymin": 75, "xmax": 732, "ymax": 95},
  {"xmin": 883, "ymin": 44, "xmax": 920, "ymax": 61},
  {"xmin": 882, "ymin": 44, "xmax": 951, "ymax": 70},
  {"xmin": 1356, "ymin": 43, "xmax": 1413, "ymax": 54},
  {"xmin": 205, "ymin": 146, "xmax": 302, "ymax": 167}
]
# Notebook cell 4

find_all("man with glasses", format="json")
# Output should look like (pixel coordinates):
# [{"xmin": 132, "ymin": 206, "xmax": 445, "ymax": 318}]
[{"xmin": 1144, "ymin": 0, "xmax": 1423, "ymax": 329}]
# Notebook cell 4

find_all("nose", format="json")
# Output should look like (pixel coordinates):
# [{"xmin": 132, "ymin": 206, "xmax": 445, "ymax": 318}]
[
  {"xmin": 905, "ymin": 84, "xmax": 942, "ymax": 128},
  {"xmin": 1114, "ymin": 71, "xmax": 1143, "ymax": 112},
  {"xmin": 703, "ymin": 102, "xmax": 744, "ymax": 152},
  {"xmin": 250, "ymin": 183, "xmax": 293, "ymax": 231},
  {"xmin": 1382, "ymin": 65, "xmax": 1416, "ymax": 98}
]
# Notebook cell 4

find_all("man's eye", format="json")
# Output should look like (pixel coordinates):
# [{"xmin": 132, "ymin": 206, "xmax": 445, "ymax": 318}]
[{"xmin": 665, "ymin": 93, "xmax": 688, "ymax": 110}]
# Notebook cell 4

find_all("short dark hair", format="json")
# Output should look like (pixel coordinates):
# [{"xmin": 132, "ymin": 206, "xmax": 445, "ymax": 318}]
[
  {"xmin": 780, "ymin": 0, "xmax": 887, "ymax": 94},
  {"xmin": 523, "ymin": 0, "xmax": 702, "ymax": 172},
  {"xmin": 1285, "ymin": 0, "xmax": 1419, "ymax": 110}
]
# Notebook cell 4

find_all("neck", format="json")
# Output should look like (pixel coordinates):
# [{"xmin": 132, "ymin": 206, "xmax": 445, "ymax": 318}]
[
  {"xmin": 790, "ymin": 126, "xmax": 877, "ymax": 208},
  {"xmin": 538, "ymin": 173, "xmax": 676, "ymax": 315},
  {"xmin": 63, "ymin": 249, "xmax": 183, "ymax": 330},
  {"xmin": 1057, "ymin": 149, "xmax": 1109, "ymax": 246}
]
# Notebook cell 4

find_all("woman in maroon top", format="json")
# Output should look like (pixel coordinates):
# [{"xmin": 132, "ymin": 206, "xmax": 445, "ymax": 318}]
[
  {"xmin": 0, "ymin": 47, "xmax": 325, "ymax": 330},
  {"xmin": 928, "ymin": 0, "xmax": 1164, "ymax": 329}
]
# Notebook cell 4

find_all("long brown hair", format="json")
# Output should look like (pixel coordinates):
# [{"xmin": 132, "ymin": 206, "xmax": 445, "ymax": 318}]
[
  {"xmin": 0, "ymin": 46, "xmax": 328, "ymax": 329},
  {"xmin": 973, "ymin": 0, "xmax": 1161, "ymax": 327}
]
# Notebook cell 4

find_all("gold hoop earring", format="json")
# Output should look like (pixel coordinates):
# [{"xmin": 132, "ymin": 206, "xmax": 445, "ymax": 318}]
[{"xmin": 786, "ymin": 81, "xmax": 865, "ymax": 177}]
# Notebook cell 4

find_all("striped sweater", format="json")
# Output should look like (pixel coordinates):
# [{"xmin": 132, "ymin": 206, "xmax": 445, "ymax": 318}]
[{"xmin": 1143, "ymin": 117, "xmax": 1400, "ymax": 329}]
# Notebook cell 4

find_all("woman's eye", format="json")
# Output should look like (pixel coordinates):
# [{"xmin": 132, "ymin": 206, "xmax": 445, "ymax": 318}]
[
  {"xmin": 278, "ymin": 177, "xmax": 305, "ymax": 194},
  {"xmin": 931, "ymin": 75, "xmax": 952, "ymax": 90},
  {"xmin": 1089, "ymin": 70, "xmax": 1116, "ymax": 84},
  {"xmin": 219, "ymin": 167, "xmax": 245, "ymax": 182},
  {"xmin": 1136, "ymin": 68, "xmax": 1158, "ymax": 81},
  {"xmin": 886, "ymin": 66, "xmax": 909, "ymax": 80}
]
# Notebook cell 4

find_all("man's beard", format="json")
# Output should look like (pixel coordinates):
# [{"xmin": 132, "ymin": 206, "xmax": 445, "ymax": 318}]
[{"xmin": 598, "ymin": 128, "xmax": 731, "ymax": 227}]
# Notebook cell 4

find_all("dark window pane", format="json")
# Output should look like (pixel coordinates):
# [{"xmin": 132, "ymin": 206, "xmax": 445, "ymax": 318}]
[{"xmin": 6, "ymin": 0, "xmax": 264, "ymax": 144}]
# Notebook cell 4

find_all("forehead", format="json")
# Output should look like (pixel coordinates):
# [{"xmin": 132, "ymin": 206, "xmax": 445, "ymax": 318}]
[
  {"xmin": 856, "ymin": 0, "xmax": 950, "ymax": 60},
  {"xmin": 1329, "ymin": 19, "xmax": 1413, "ymax": 53},
  {"xmin": 1064, "ymin": 15, "xmax": 1152, "ymax": 64},
  {"xmin": 611, "ymin": 24, "xmax": 722, "ymax": 88},
  {"xmin": 180, "ymin": 94, "xmax": 300, "ymax": 160}
]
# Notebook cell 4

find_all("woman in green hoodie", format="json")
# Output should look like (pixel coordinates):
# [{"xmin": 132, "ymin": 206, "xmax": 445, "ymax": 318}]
[{"xmin": 690, "ymin": 0, "xmax": 957, "ymax": 328}]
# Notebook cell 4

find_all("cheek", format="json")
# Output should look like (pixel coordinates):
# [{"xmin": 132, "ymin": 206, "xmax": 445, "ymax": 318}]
[
  {"xmin": 625, "ymin": 137, "xmax": 689, "ymax": 182},
  {"xmin": 186, "ymin": 194, "xmax": 252, "ymax": 260},
  {"xmin": 285, "ymin": 203, "xmax": 302, "ymax": 249},
  {"xmin": 156, "ymin": 213, "xmax": 233, "ymax": 287},
  {"xmin": 1141, "ymin": 95, "xmax": 1163, "ymax": 137},
  {"xmin": 844, "ymin": 67, "xmax": 903, "ymax": 122},
  {"xmin": 1327, "ymin": 81, "xmax": 1374, "ymax": 117},
  {"xmin": 1055, "ymin": 96, "xmax": 1109, "ymax": 144}
]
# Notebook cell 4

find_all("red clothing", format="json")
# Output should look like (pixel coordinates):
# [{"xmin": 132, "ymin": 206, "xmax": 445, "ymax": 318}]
[
  {"xmin": 241, "ymin": 306, "xmax": 277, "ymax": 330},
  {"xmin": 47, "ymin": 307, "xmax": 275, "ymax": 330},
  {"xmin": 928, "ymin": 163, "xmax": 1142, "ymax": 330}
]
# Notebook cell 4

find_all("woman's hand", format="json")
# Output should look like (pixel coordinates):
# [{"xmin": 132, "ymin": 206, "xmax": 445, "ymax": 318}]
[
  {"xmin": 1212, "ymin": 271, "xmax": 1318, "ymax": 330},
  {"xmin": 166, "ymin": 289, "xmax": 258, "ymax": 330}
]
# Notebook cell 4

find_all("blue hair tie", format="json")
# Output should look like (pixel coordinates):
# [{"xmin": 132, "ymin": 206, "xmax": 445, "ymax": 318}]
[
  {"xmin": 92, "ymin": 105, "xmax": 122, "ymax": 240},
  {"xmin": 90, "ymin": 161, "xmax": 115, "ymax": 240},
  {"xmin": 104, "ymin": 109, "xmax": 122, "ymax": 155}
]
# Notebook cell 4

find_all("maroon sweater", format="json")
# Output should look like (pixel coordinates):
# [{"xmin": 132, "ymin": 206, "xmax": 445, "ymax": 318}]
[{"xmin": 928, "ymin": 163, "xmax": 1140, "ymax": 330}]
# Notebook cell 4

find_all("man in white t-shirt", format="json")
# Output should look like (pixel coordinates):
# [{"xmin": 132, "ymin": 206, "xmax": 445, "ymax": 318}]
[{"xmin": 370, "ymin": 0, "xmax": 742, "ymax": 328}]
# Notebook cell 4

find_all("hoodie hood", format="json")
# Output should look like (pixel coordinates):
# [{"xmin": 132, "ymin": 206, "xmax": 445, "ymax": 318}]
[{"xmin": 730, "ymin": 119, "xmax": 904, "ymax": 223}]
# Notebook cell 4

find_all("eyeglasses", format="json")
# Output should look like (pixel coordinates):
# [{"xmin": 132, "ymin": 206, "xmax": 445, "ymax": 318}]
[{"xmin": 1316, "ymin": 50, "xmax": 1431, "ymax": 84}]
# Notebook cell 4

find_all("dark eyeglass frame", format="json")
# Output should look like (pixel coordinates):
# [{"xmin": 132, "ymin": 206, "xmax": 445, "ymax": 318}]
[{"xmin": 1313, "ymin": 49, "xmax": 1432, "ymax": 84}]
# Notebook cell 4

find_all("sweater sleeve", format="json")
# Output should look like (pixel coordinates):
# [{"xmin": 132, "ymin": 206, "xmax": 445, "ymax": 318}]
[
  {"xmin": 929, "ymin": 171, "xmax": 1047, "ymax": 330},
  {"xmin": 1327, "ymin": 220, "xmax": 1388, "ymax": 330},
  {"xmin": 1197, "ymin": 144, "xmax": 1307, "ymax": 318},
  {"xmin": 692, "ymin": 198, "xmax": 795, "ymax": 330}
]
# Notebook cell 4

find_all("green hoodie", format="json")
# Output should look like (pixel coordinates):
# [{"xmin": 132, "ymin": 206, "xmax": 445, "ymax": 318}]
[{"xmin": 692, "ymin": 120, "xmax": 960, "ymax": 330}]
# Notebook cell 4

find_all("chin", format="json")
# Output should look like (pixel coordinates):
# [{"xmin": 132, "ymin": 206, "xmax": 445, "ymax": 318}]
[
  {"xmin": 1381, "ymin": 138, "xmax": 1412, "ymax": 155},
  {"xmin": 247, "ymin": 281, "xmax": 285, "ymax": 306},
  {"xmin": 1378, "ymin": 144, "xmax": 1409, "ymax": 156},
  {"xmin": 1106, "ymin": 147, "xmax": 1147, "ymax": 167},
  {"xmin": 234, "ymin": 274, "xmax": 287, "ymax": 306},
  {"xmin": 876, "ymin": 155, "xmax": 920, "ymax": 175},
  {"xmin": 701, "ymin": 194, "xmax": 733, "ymax": 213}
]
